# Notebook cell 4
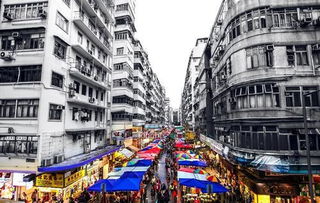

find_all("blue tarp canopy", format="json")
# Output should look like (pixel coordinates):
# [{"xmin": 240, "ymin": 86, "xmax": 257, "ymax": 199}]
[
  {"xmin": 140, "ymin": 146, "xmax": 153, "ymax": 151},
  {"xmin": 87, "ymin": 179, "xmax": 117, "ymax": 192},
  {"xmin": 121, "ymin": 171, "xmax": 145, "ymax": 179},
  {"xmin": 38, "ymin": 146, "xmax": 120, "ymax": 172},
  {"xmin": 179, "ymin": 179, "xmax": 228, "ymax": 193},
  {"xmin": 87, "ymin": 176, "xmax": 143, "ymax": 192},
  {"xmin": 127, "ymin": 159, "xmax": 153, "ymax": 167},
  {"xmin": 152, "ymin": 139, "xmax": 161, "ymax": 143},
  {"xmin": 178, "ymin": 160, "xmax": 207, "ymax": 167}
]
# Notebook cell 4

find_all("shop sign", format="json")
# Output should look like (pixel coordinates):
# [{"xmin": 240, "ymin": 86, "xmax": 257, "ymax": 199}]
[
  {"xmin": 206, "ymin": 137, "xmax": 223, "ymax": 155},
  {"xmin": 132, "ymin": 127, "xmax": 142, "ymax": 132},
  {"xmin": 12, "ymin": 173, "xmax": 33, "ymax": 187},
  {"xmin": 64, "ymin": 170, "xmax": 85, "ymax": 187},
  {"xmin": 35, "ymin": 173, "xmax": 64, "ymax": 188}
]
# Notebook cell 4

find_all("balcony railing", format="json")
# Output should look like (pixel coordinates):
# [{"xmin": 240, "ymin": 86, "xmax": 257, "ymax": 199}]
[{"xmin": 73, "ymin": 11, "xmax": 112, "ymax": 55}]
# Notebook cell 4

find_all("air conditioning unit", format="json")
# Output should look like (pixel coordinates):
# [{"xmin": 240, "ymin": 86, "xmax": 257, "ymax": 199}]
[
  {"xmin": 88, "ymin": 50, "xmax": 93, "ymax": 55},
  {"xmin": 0, "ymin": 51, "xmax": 15, "ymax": 61},
  {"xmin": 69, "ymin": 83, "xmax": 77, "ymax": 90},
  {"xmin": 94, "ymin": 75, "xmax": 99, "ymax": 81},
  {"xmin": 81, "ymin": 65, "xmax": 87, "ymax": 73},
  {"xmin": 266, "ymin": 45, "xmax": 274, "ymax": 51},
  {"xmin": 220, "ymin": 74, "xmax": 227, "ymax": 80},
  {"xmin": 312, "ymin": 44, "xmax": 320, "ymax": 51},
  {"xmin": 217, "ymin": 19, "xmax": 223, "ymax": 26},
  {"xmin": 300, "ymin": 16, "xmax": 312, "ymax": 26},
  {"xmin": 12, "ymin": 32, "xmax": 20, "ymax": 38},
  {"xmin": 53, "ymin": 155, "xmax": 64, "ymax": 164},
  {"xmin": 38, "ymin": 8, "xmax": 47, "ymax": 18},
  {"xmin": 3, "ymin": 12, "xmax": 13, "ymax": 21},
  {"xmin": 69, "ymin": 90, "xmax": 76, "ymax": 97},
  {"xmin": 288, "ymin": 55, "xmax": 295, "ymax": 63},
  {"xmin": 41, "ymin": 158, "xmax": 52, "ymax": 167},
  {"xmin": 89, "ymin": 97, "xmax": 95, "ymax": 103}
]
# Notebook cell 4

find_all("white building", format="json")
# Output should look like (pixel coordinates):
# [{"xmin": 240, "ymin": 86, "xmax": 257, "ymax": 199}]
[{"xmin": 0, "ymin": 0, "xmax": 116, "ymax": 199}]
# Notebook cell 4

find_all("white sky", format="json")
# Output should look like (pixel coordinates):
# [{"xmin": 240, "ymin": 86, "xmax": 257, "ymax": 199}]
[{"xmin": 135, "ymin": 0, "xmax": 222, "ymax": 108}]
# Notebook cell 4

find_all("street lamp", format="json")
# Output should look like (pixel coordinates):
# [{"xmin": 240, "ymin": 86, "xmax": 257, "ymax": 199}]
[{"xmin": 302, "ymin": 90, "xmax": 320, "ymax": 203}]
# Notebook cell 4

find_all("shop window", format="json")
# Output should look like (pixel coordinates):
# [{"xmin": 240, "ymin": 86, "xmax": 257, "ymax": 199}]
[
  {"xmin": 0, "ymin": 65, "xmax": 41, "ymax": 83},
  {"xmin": 51, "ymin": 72, "xmax": 63, "ymax": 88},
  {"xmin": 49, "ymin": 104, "xmax": 62, "ymax": 120}
]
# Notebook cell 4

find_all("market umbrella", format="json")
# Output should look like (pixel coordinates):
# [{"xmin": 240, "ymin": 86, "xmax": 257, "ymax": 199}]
[
  {"xmin": 194, "ymin": 169, "xmax": 208, "ymax": 174},
  {"xmin": 179, "ymin": 179, "xmax": 228, "ymax": 193},
  {"xmin": 181, "ymin": 154, "xmax": 191, "ymax": 159},
  {"xmin": 206, "ymin": 175, "xmax": 219, "ymax": 182},
  {"xmin": 178, "ymin": 160, "xmax": 207, "ymax": 167},
  {"xmin": 178, "ymin": 168, "xmax": 195, "ymax": 173},
  {"xmin": 87, "ymin": 179, "xmax": 117, "ymax": 192}
]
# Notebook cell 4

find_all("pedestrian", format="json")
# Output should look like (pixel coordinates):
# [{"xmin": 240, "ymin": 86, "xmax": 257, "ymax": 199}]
[
  {"xmin": 31, "ymin": 189, "xmax": 38, "ymax": 203},
  {"xmin": 151, "ymin": 187, "xmax": 156, "ymax": 200}
]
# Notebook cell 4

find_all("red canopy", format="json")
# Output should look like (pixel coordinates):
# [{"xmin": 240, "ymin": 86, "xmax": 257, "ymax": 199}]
[
  {"xmin": 175, "ymin": 144, "xmax": 193, "ymax": 149},
  {"xmin": 178, "ymin": 167, "xmax": 195, "ymax": 173},
  {"xmin": 138, "ymin": 147, "xmax": 161, "ymax": 155}
]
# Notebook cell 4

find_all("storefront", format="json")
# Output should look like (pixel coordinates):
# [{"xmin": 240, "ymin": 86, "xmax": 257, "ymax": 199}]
[
  {"xmin": 35, "ymin": 146, "xmax": 119, "ymax": 201},
  {"xmin": 0, "ymin": 172, "xmax": 34, "ymax": 201}
]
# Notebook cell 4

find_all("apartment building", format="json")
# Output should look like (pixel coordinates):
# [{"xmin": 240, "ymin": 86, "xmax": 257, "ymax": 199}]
[
  {"xmin": 181, "ymin": 38, "xmax": 208, "ymax": 130},
  {"xmin": 194, "ymin": 0, "xmax": 320, "ymax": 201},
  {"xmin": 0, "ymin": 0, "xmax": 116, "ymax": 200}
]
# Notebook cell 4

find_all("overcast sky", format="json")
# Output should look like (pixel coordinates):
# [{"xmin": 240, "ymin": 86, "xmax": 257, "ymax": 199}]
[{"xmin": 135, "ymin": 0, "xmax": 222, "ymax": 109}]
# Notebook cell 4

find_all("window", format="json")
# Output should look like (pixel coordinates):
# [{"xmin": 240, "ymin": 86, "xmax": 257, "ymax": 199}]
[
  {"xmin": 3, "ymin": 2, "xmax": 48, "ymax": 21},
  {"xmin": 88, "ymin": 87, "xmax": 93, "ymax": 97},
  {"xmin": 115, "ymin": 32, "xmax": 128, "ymax": 40},
  {"xmin": 100, "ymin": 92, "xmax": 104, "ymax": 101},
  {"xmin": 114, "ymin": 63, "xmax": 124, "ymax": 71},
  {"xmin": 49, "ymin": 104, "xmax": 62, "ymax": 120},
  {"xmin": 51, "ymin": 72, "xmax": 63, "ymax": 88},
  {"xmin": 285, "ymin": 87, "xmax": 301, "ymax": 107},
  {"xmin": 77, "ymin": 32, "xmax": 83, "ymax": 44},
  {"xmin": 56, "ymin": 12, "xmax": 69, "ymax": 32},
  {"xmin": 111, "ymin": 111, "xmax": 133, "ymax": 121},
  {"xmin": 246, "ymin": 45, "xmax": 273, "ymax": 69},
  {"xmin": 81, "ymin": 84, "xmax": 87, "ymax": 95},
  {"xmin": 112, "ymin": 95, "xmax": 133, "ymax": 105},
  {"xmin": 2, "ymin": 33, "xmax": 45, "ymax": 51},
  {"xmin": 303, "ymin": 87, "xmax": 319, "ymax": 107},
  {"xmin": 116, "ymin": 3, "xmax": 129, "ymax": 11},
  {"xmin": 0, "ymin": 99, "xmax": 39, "ymax": 118},
  {"xmin": 54, "ymin": 39, "xmax": 67, "ymax": 59},
  {"xmin": 0, "ymin": 65, "xmax": 41, "ymax": 83},
  {"xmin": 286, "ymin": 45, "xmax": 309, "ymax": 66},
  {"xmin": 74, "ymin": 81, "xmax": 80, "ymax": 93},
  {"xmin": 16, "ymin": 99, "xmax": 39, "ymax": 118},
  {"xmin": 0, "ymin": 136, "xmax": 38, "ymax": 155},
  {"xmin": 272, "ymin": 8, "xmax": 298, "ymax": 28},
  {"xmin": 117, "ymin": 47, "xmax": 124, "ymax": 55}
]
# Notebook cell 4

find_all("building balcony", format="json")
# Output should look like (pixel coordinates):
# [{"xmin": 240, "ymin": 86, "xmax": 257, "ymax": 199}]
[
  {"xmin": 69, "ymin": 65, "xmax": 110, "ymax": 90},
  {"xmin": 134, "ymin": 57, "xmax": 143, "ymax": 66},
  {"xmin": 115, "ymin": 23, "xmax": 135, "ymax": 34},
  {"xmin": 73, "ymin": 12, "xmax": 112, "ymax": 56},
  {"xmin": 111, "ymin": 86, "xmax": 133, "ymax": 98},
  {"xmin": 115, "ymin": 8, "xmax": 135, "ymax": 21},
  {"xmin": 71, "ymin": 43, "xmax": 110, "ymax": 71},
  {"xmin": 111, "ymin": 103, "xmax": 133, "ymax": 113},
  {"xmin": 67, "ymin": 93, "xmax": 106, "ymax": 109},
  {"xmin": 75, "ymin": 0, "xmax": 114, "ymax": 26}
]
